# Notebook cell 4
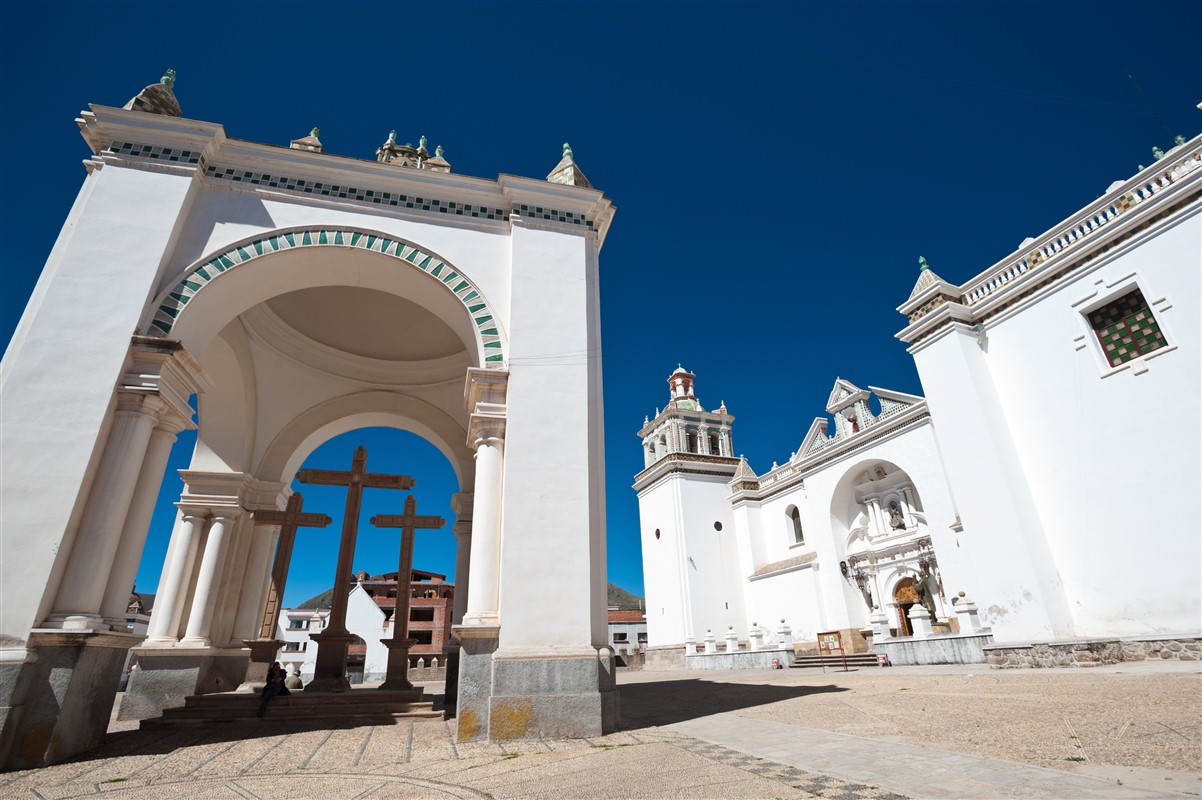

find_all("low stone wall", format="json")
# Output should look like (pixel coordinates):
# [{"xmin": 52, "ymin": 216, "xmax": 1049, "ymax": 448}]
[
  {"xmin": 643, "ymin": 645, "xmax": 685, "ymax": 671},
  {"xmin": 685, "ymin": 647, "xmax": 794, "ymax": 670},
  {"xmin": 876, "ymin": 632, "xmax": 994, "ymax": 665},
  {"xmin": 984, "ymin": 636, "xmax": 1201, "ymax": 668}
]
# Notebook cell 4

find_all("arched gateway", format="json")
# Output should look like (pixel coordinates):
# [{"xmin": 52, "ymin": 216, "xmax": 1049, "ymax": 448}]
[{"xmin": 0, "ymin": 74, "xmax": 617, "ymax": 768}]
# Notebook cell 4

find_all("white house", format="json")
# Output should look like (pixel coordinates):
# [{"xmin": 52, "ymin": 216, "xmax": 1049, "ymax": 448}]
[{"xmin": 636, "ymin": 135, "xmax": 1202, "ymax": 667}]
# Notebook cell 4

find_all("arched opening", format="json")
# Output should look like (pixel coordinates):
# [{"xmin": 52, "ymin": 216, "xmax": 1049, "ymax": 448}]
[
  {"xmin": 786, "ymin": 505, "xmax": 804, "ymax": 545},
  {"xmin": 708, "ymin": 432, "xmax": 721, "ymax": 456},
  {"xmin": 118, "ymin": 233, "xmax": 487, "ymax": 716},
  {"xmin": 686, "ymin": 430, "xmax": 698, "ymax": 453}
]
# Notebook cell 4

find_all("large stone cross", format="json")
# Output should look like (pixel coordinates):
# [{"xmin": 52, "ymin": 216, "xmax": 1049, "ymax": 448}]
[
  {"xmin": 297, "ymin": 446, "xmax": 413, "ymax": 692},
  {"xmin": 370, "ymin": 495, "xmax": 445, "ymax": 690},
  {"xmin": 251, "ymin": 492, "xmax": 333, "ymax": 640}
]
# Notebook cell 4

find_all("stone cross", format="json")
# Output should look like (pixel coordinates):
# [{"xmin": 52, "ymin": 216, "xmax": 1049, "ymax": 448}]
[
  {"xmin": 370, "ymin": 495, "xmax": 445, "ymax": 690},
  {"xmin": 251, "ymin": 492, "xmax": 332, "ymax": 640},
  {"xmin": 297, "ymin": 446, "xmax": 413, "ymax": 692}
]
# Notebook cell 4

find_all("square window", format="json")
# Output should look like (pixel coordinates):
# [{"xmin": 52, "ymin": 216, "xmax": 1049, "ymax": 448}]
[{"xmin": 1086, "ymin": 288, "xmax": 1167, "ymax": 368}]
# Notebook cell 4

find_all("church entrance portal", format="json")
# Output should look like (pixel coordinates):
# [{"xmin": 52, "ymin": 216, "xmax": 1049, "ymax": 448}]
[{"xmin": 894, "ymin": 578, "xmax": 920, "ymax": 637}]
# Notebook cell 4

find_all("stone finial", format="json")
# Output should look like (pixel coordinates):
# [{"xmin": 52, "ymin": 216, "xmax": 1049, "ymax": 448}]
[
  {"xmin": 1152, "ymin": 146, "xmax": 1165, "ymax": 160},
  {"xmin": 419, "ymin": 135, "xmax": 428, "ymax": 151},
  {"xmin": 1174, "ymin": 135, "xmax": 1186, "ymax": 146},
  {"xmin": 388, "ymin": 130, "xmax": 397, "ymax": 144},
  {"xmin": 546, "ymin": 141, "xmax": 592, "ymax": 188},
  {"xmin": 124, "ymin": 68, "xmax": 182, "ymax": 117},
  {"xmin": 425, "ymin": 143, "xmax": 452, "ymax": 174},
  {"xmin": 290, "ymin": 126, "xmax": 324, "ymax": 153},
  {"xmin": 918, "ymin": 256, "xmax": 930, "ymax": 272}
]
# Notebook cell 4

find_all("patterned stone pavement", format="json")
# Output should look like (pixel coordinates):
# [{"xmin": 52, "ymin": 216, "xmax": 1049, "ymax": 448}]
[{"xmin": 0, "ymin": 721, "xmax": 905, "ymax": 799}]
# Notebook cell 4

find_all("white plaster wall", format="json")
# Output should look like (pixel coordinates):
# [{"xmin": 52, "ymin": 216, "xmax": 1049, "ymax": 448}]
[
  {"xmin": 967, "ymin": 209, "xmax": 1201, "ymax": 636},
  {"xmin": 497, "ymin": 225, "xmax": 607, "ymax": 652},
  {"xmin": 743, "ymin": 567, "xmax": 825, "ymax": 643},
  {"xmin": 0, "ymin": 165, "xmax": 197, "ymax": 642},
  {"xmin": 637, "ymin": 474, "xmax": 745, "ymax": 645},
  {"xmin": 637, "ymin": 485, "xmax": 689, "ymax": 647}
]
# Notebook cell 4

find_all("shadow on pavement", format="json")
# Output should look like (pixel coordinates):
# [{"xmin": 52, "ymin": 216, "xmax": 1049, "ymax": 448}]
[{"xmin": 619, "ymin": 678, "xmax": 848, "ymax": 729}]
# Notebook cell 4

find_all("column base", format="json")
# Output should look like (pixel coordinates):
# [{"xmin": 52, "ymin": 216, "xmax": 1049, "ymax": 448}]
[
  {"xmin": 120, "ymin": 645, "xmax": 249, "ymax": 721},
  {"xmin": 1, "ymin": 629, "xmax": 140, "ymax": 769},
  {"xmin": 452, "ymin": 625, "xmax": 498, "ymax": 741},
  {"xmin": 487, "ymin": 647, "xmax": 619, "ymax": 741},
  {"xmin": 236, "ymin": 639, "xmax": 284, "ymax": 693}
]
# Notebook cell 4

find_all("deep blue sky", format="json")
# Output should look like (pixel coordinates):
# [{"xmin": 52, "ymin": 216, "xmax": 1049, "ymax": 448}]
[{"xmin": 2, "ymin": 2, "xmax": 1198, "ymax": 605}]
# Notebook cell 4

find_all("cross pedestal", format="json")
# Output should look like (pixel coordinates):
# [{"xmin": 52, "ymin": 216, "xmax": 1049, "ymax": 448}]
[
  {"xmin": 370, "ymin": 495, "xmax": 445, "ymax": 691},
  {"xmin": 298, "ymin": 446, "xmax": 413, "ymax": 692}
]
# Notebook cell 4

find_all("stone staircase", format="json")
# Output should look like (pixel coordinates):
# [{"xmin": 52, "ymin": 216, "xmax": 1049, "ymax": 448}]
[
  {"xmin": 140, "ymin": 687, "xmax": 442, "ymax": 729},
  {"xmin": 791, "ymin": 652, "xmax": 882, "ymax": 669}
]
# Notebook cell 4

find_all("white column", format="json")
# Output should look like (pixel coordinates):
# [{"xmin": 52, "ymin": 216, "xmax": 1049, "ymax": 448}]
[
  {"xmin": 452, "ymin": 519, "xmax": 472, "ymax": 625},
  {"xmin": 232, "ymin": 523, "xmax": 279, "ymax": 641},
  {"xmin": 51, "ymin": 393, "xmax": 163, "ymax": 629},
  {"xmin": 144, "ymin": 511, "xmax": 207, "ymax": 644},
  {"xmin": 99, "ymin": 417, "xmax": 188, "ymax": 628},
  {"xmin": 462, "ymin": 435, "xmax": 503, "ymax": 626},
  {"xmin": 180, "ymin": 513, "xmax": 237, "ymax": 646}
]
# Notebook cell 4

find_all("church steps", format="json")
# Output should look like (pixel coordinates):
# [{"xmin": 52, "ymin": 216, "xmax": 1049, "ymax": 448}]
[
  {"xmin": 139, "ymin": 688, "xmax": 443, "ymax": 728},
  {"xmin": 790, "ymin": 653, "xmax": 882, "ymax": 668}
]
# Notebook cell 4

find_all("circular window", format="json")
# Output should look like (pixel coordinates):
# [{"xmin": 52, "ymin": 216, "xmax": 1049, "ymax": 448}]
[
  {"xmin": 713, "ymin": 521, "xmax": 723, "ymax": 531},
  {"xmin": 654, "ymin": 529, "xmax": 661, "ymax": 540}
]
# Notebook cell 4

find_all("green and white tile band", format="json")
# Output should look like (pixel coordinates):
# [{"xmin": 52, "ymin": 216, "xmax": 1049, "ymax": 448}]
[{"xmin": 147, "ymin": 228, "xmax": 505, "ymax": 364}]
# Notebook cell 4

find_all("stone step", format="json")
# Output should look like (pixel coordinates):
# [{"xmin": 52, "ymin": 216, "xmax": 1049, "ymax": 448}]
[
  {"xmin": 141, "ymin": 708, "xmax": 444, "ymax": 729},
  {"xmin": 183, "ymin": 688, "xmax": 423, "ymax": 708},
  {"xmin": 791, "ymin": 653, "xmax": 881, "ymax": 668}
]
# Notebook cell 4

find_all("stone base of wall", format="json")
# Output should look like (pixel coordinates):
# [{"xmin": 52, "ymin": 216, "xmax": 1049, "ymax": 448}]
[
  {"xmin": 643, "ymin": 645, "xmax": 685, "ymax": 670},
  {"xmin": 984, "ymin": 635, "xmax": 1202, "ymax": 668},
  {"xmin": 876, "ymin": 632, "xmax": 994, "ymax": 665},
  {"xmin": 685, "ymin": 647, "xmax": 795, "ymax": 670}
]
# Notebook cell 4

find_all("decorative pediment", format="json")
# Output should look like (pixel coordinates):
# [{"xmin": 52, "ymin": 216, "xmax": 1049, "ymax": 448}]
[
  {"xmin": 867, "ymin": 385, "xmax": 925, "ymax": 416},
  {"xmin": 825, "ymin": 378, "xmax": 869, "ymax": 413},
  {"xmin": 796, "ymin": 418, "xmax": 831, "ymax": 459}
]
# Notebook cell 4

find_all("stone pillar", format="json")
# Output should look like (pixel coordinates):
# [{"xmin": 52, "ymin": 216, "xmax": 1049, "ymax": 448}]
[
  {"xmin": 749, "ymin": 624, "xmax": 765, "ymax": 651},
  {"xmin": 180, "ymin": 514, "xmax": 238, "ymax": 646},
  {"xmin": 462, "ymin": 435, "xmax": 503, "ymax": 627},
  {"xmin": 724, "ymin": 627, "xmax": 739, "ymax": 653},
  {"xmin": 233, "ymin": 523, "xmax": 279, "ymax": 642},
  {"xmin": 684, "ymin": 636, "xmax": 697, "ymax": 655},
  {"xmin": 775, "ymin": 619, "xmax": 794, "ymax": 649},
  {"xmin": 450, "ymin": 496, "xmax": 473, "ymax": 626},
  {"xmin": 98, "ymin": 416, "xmax": 189, "ymax": 628},
  {"xmin": 144, "ymin": 512, "xmax": 207, "ymax": 645},
  {"xmin": 869, "ymin": 609, "xmax": 890, "ymax": 641},
  {"xmin": 703, "ymin": 630, "xmax": 717, "ymax": 653},
  {"xmin": 954, "ymin": 594, "xmax": 982, "ymax": 633},
  {"xmin": 908, "ymin": 604, "xmax": 933, "ymax": 638},
  {"xmin": 49, "ymin": 393, "xmax": 164, "ymax": 630}
]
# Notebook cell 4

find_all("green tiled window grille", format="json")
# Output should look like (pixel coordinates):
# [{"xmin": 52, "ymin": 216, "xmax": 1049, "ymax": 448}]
[{"xmin": 1087, "ymin": 288, "xmax": 1167, "ymax": 367}]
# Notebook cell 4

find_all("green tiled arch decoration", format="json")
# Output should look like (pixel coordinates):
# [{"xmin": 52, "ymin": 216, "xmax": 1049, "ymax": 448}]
[{"xmin": 147, "ymin": 228, "xmax": 505, "ymax": 364}]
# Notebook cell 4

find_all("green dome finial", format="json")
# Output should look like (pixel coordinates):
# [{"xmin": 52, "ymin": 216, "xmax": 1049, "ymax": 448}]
[
  {"xmin": 419, "ymin": 134, "xmax": 428, "ymax": 150},
  {"xmin": 918, "ymin": 256, "xmax": 930, "ymax": 272},
  {"xmin": 160, "ymin": 68, "xmax": 176, "ymax": 89},
  {"xmin": 310, "ymin": 126, "xmax": 320, "ymax": 138},
  {"xmin": 435, "ymin": 144, "xmax": 444, "ymax": 158},
  {"xmin": 563, "ymin": 142, "xmax": 573, "ymax": 159},
  {"xmin": 387, "ymin": 130, "xmax": 397, "ymax": 145}
]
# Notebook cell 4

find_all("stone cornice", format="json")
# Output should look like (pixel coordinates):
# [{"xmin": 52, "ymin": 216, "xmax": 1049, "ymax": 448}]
[
  {"xmin": 633, "ymin": 453, "xmax": 740, "ymax": 493},
  {"xmin": 176, "ymin": 470, "xmax": 287, "ymax": 514},
  {"xmin": 734, "ymin": 404, "xmax": 931, "ymax": 503},
  {"xmin": 76, "ymin": 105, "xmax": 616, "ymax": 246},
  {"xmin": 896, "ymin": 135, "xmax": 1201, "ymax": 343}
]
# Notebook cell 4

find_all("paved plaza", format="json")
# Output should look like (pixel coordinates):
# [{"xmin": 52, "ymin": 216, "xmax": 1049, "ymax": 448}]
[{"xmin": 1, "ymin": 662, "xmax": 1197, "ymax": 799}]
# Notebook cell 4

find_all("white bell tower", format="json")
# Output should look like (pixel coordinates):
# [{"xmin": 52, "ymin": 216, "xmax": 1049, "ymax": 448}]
[{"xmin": 633, "ymin": 367, "xmax": 747, "ymax": 647}]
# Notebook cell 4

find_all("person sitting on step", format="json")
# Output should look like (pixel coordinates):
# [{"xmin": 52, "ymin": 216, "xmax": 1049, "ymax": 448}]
[{"xmin": 257, "ymin": 661, "xmax": 291, "ymax": 716}]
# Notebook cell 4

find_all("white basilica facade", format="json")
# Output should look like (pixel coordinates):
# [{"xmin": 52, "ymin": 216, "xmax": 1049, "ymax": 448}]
[{"xmin": 636, "ymin": 135, "xmax": 1201, "ymax": 666}]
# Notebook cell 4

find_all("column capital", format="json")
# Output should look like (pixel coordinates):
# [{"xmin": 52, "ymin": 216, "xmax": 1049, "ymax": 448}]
[
  {"xmin": 121, "ymin": 336, "xmax": 210, "ymax": 430},
  {"xmin": 451, "ymin": 492, "xmax": 474, "ymax": 518},
  {"xmin": 465, "ymin": 369, "xmax": 508, "ymax": 448}
]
